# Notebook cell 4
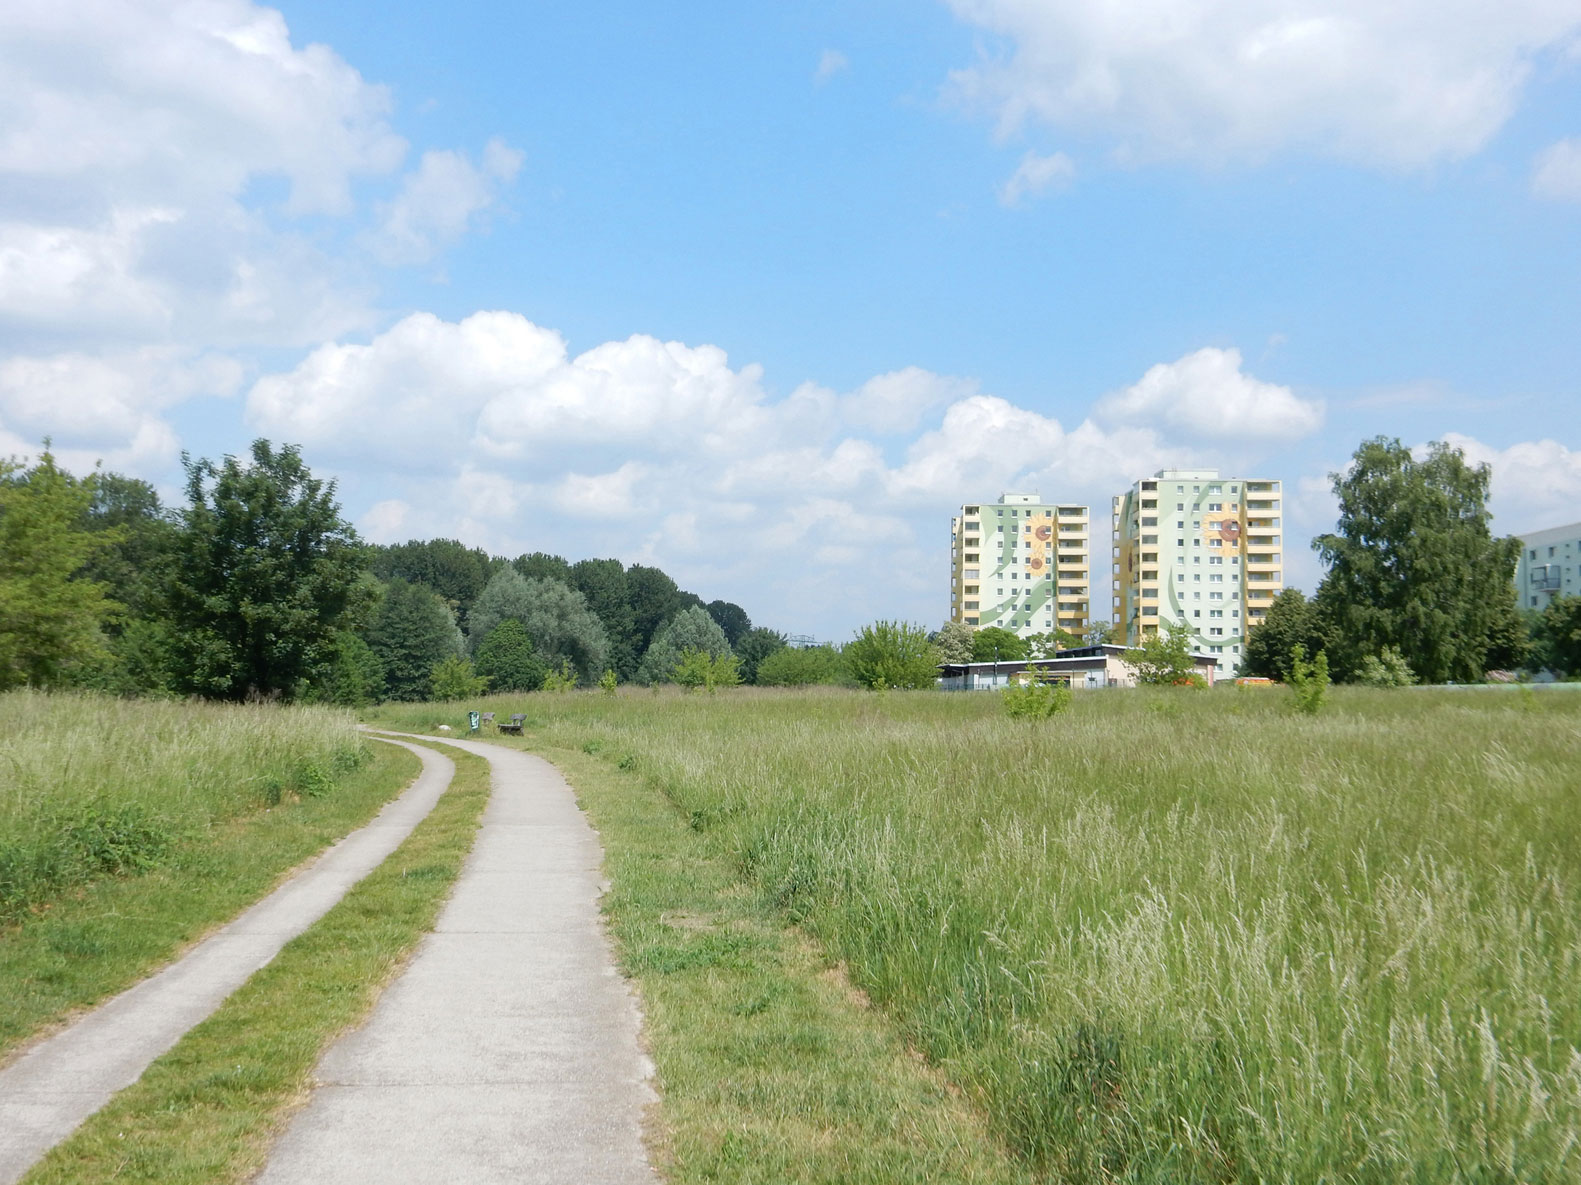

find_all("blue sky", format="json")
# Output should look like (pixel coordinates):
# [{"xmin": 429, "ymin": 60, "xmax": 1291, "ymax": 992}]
[{"xmin": 3, "ymin": 0, "xmax": 1579, "ymax": 639}]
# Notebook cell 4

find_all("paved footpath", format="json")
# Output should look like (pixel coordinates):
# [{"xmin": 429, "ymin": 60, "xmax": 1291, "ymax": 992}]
[
  {"xmin": 0, "ymin": 739, "xmax": 455, "ymax": 1185},
  {"xmin": 255, "ymin": 733, "xmax": 657, "ymax": 1185}
]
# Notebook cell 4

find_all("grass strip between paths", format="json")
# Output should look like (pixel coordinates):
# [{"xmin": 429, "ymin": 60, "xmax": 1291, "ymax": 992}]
[
  {"xmin": 20, "ymin": 740, "xmax": 491, "ymax": 1185},
  {"xmin": 1, "ymin": 741, "xmax": 420, "ymax": 1060},
  {"xmin": 536, "ymin": 742, "xmax": 1033, "ymax": 1185}
]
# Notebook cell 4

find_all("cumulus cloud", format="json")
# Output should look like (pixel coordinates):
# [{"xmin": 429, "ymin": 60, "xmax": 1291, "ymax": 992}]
[
  {"xmin": 1533, "ymin": 138, "xmax": 1581, "ymax": 202},
  {"xmin": 999, "ymin": 150, "xmax": 1076, "ymax": 206},
  {"xmin": 945, "ymin": 0, "xmax": 1581, "ymax": 168},
  {"xmin": 1094, "ymin": 347, "xmax": 1323, "ymax": 441},
  {"xmin": 814, "ymin": 49, "xmax": 849, "ymax": 85},
  {"xmin": 1440, "ymin": 433, "xmax": 1581, "ymax": 533}
]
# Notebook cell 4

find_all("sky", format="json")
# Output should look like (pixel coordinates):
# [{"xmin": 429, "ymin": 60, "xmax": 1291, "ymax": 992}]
[{"xmin": 2, "ymin": 0, "xmax": 1579, "ymax": 641}]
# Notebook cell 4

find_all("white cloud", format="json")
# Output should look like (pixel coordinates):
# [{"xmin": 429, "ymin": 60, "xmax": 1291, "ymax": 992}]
[
  {"xmin": 1439, "ymin": 433, "xmax": 1581, "ymax": 533},
  {"xmin": 369, "ymin": 138, "xmax": 524, "ymax": 265},
  {"xmin": 1094, "ymin": 347, "xmax": 1323, "ymax": 441},
  {"xmin": 814, "ymin": 49, "xmax": 850, "ymax": 85},
  {"xmin": 1533, "ymin": 138, "xmax": 1581, "ymax": 202},
  {"xmin": 999, "ymin": 150, "xmax": 1076, "ymax": 206},
  {"xmin": 945, "ymin": 0, "xmax": 1581, "ymax": 168},
  {"xmin": 841, "ymin": 367, "xmax": 978, "ymax": 433},
  {"xmin": 359, "ymin": 499, "xmax": 411, "ymax": 543}
]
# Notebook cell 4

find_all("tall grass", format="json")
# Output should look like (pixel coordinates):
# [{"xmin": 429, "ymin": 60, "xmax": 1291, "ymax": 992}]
[
  {"xmin": 0, "ymin": 691, "xmax": 367, "ymax": 919},
  {"xmin": 376, "ymin": 687, "xmax": 1581, "ymax": 1182}
]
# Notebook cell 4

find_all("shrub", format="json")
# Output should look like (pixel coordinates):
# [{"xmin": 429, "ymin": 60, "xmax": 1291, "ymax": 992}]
[
  {"xmin": 1288, "ymin": 644, "xmax": 1330, "ymax": 714},
  {"xmin": 755, "ymin": 645, "xmax": 845, "ymax": 687},
  {"xmin": 1002, "ymin": 673, "xmax": 1073, "ymax": 719},
  {"xmin": 473, "ymin": 619, "xmax": 547, "ymax": 692},
  {"xmin": 430, "ymin": 655, "xmax": 489, "ymax": 701},
  {"xmin": 1356, "ymin": 645, "xmax": 1415, "ymax": 688},
  {"xmin": 541, "ymin": 658, "xmax": 578, "ymax": 693},
  {"xmin": 599, "ymin": 667, "xmax": 618, "ymax": 695},
  {"xmin": 845, "ymin": 621, "xmax": 940, "ymax": 690}
]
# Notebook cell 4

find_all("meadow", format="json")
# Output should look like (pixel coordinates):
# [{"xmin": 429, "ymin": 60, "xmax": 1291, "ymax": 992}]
[{"xmin": 374, "ymin": 686, "xmax": 1581, "ymax": 1184}]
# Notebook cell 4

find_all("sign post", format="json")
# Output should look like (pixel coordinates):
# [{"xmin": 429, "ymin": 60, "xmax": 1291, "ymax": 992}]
[{"xmin": 468, "ymin": 710, "xmax": 480, "ymax": 734}]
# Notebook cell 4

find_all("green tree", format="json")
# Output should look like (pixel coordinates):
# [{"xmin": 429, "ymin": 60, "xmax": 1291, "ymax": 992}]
[
  {"xmin": 971, "ymin": 626, "xmax": 1029, "ymax": 664},
  {"xmin": 1531, "ymin": 595, "xmax": 1581, "ymax": 676},
  {"xmin": 303, "ymin": 631, "xmax": 386, "ymax": 706},
  {"xmin": 935, "ymin": 621, "xmax": 975, "ymax": 664},
  {"xmin": 167, "ymin": 440, "xmax": 369, "ymax": 700},
  {"xmin": 1240, "ymin": 589, "xmax": 1332, "ymax": 681},
  {"xmin": 636, "ymin": 605, "xmax": 731, "ymax": 684},
  {"xmin": 1002, "ymin": 671, "xmax": 1073, "ymax": 719},
  {"xmin": 1083, "ymin": 620, "xmax": 1121, "ymax": 646},
  {"xmin": 845, "ymin": 621, "xmax": 939, "ymax": 690},
  {"xmin": 512, "ymin": 551, "xmax": 572, "ymax": 585},
  {"xmin": 1124, "ymin": 622, "xmax": 1204, "ymax": 687},
  {"xmin": 1026, "ymin": 629, "xmax": 1081, "ymax": 657},
  {"xmin": 366, "ymin": 579, "xmax": 465, "ymax": 701},
  {"xmin": 0, "ymin": 448, "xmax": 119, "ymax": 689},
  {"xmin": 1287, "ymin": 644, "xmax": 1331, "ymax": 714},
  {"xmin": 431, "ymin": 655, "xmax": 489, "ymax": 701},
  {"xmin": 755, "ymin": 644, "xmax": 845, "ymax": 686},
  {"xmin": 1314, "ymin": 437, "xmax": 1523, "ymax": 684},
  {"xmin": 467, "ymin": 568, "xmax": 608, "ymax": 681},
  {"xmin": 473, "ymin": 619, "xmax": 547, "ymax": 691},
  {"xmin": 735, "ymin": 626, "xmax": 786, "ymax": 684},
  {"xmin": 570, "ymin": 558, "xmax": 638, "ymax": 680},
  {"xmin": 705, "ymin": 600, "xmax": 752, "ymax": 647},
  {"xmin": 370, "ymin": 539, "xmax": 493, "ymax": 619},
  {"xmin": 626, "ymin": 564, "xmax": 689, "ymax": 655},
  {"xmin": 1355, "ymin": 646, "xmax": 1415, "ymax": 688}
]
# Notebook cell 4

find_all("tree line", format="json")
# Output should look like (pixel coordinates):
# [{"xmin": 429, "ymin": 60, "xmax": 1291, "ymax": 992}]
[{"xmin": 0, "ymin": 440, "xmax": 803, "ymax": 702}]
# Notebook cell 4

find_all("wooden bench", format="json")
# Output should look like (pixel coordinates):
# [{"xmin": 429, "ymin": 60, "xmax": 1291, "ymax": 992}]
[
  {"xmin": 479, "ymin": 712, "xmax": 496, "ymax": 728},
  {"xmin": 498, "ymin": 713, "xmax": 526, "ymax": 736}
]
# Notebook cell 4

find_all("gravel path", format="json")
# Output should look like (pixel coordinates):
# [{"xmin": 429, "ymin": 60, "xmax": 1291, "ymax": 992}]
[
  {"xmin": 253, "ymin": 732, "xmax": 657, "ymax": 1184},
  {"xmin": 0, "ymin": 738, "xmax": 455, "ymax": 1185}
]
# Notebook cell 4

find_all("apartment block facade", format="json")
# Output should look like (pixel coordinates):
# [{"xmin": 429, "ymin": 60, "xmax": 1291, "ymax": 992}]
[
  {"xmin": 1516, "ymin": 521, "xmax": 1581, "ymax": 610},
  {"xmin": 950, "ymin": 493, "xmax": 1090, "ymax": 639},
  {"xmin": 1112, "ymin": 469, "xmax": 1283, "ymax": 674}
]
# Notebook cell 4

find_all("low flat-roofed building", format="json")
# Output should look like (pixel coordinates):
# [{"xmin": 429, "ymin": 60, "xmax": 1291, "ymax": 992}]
[
  {"xmin": 1516, "ymin": 522, "xmax": 1581, "ymax": 610},
  {"xmin": 938, "ymin": 644, "xmax": 1218, "ymax": 691}
]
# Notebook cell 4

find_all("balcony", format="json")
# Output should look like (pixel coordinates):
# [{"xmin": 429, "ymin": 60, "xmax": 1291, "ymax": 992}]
[{"xmin": 1246, "ymin": 499, "xmax": 1280, "ymax": 511}]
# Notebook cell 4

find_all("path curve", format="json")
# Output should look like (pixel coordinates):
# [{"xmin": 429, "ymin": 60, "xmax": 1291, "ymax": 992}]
[
  {"xmin": 255, "ymin": 731, "xmax": 656, "ymax": 1184},
  {"xmin": 0, "ymin": 738, "xmax": 454, "ymax": 1185}
]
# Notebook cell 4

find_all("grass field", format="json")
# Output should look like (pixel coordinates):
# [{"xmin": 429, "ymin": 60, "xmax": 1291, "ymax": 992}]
[
  {"xmin": 0, "ymin": 691, "xmax": 413, "ymax": 1056},
  {"xmin": 373, "ymin": 687, "xmax": 1581, "ymax": 1184}
]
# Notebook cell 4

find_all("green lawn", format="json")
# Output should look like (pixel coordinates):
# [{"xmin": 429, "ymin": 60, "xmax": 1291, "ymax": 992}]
[{"xmin": 372, "ymin": 686, "xmax": 1581, "ymax": 1184}]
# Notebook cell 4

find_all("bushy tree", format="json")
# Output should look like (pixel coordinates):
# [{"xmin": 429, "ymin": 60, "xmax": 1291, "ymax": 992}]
[
  {"xmin": 1124, "ymin": 622, "xmax": 1204, "ymax": 687},
  {"xmin": 705, "ymin": 600, "xmax": 752, "ymax": 647},
  {"xmin": 1287, "ymin": 645, "xmax": 1331, "ymax": 714},
  {"xmin": 370, "ymin": 539, "xmax": 493, "ymax": 618},
  {"xmin": 1027, "ymin": 629, "xmax": 1082, "ymax": 657},
  {"xmin": 512, "ymin": 551, "xmax": 572, "ymax": 585},
  {"xmin": 845, "ymin": 621, "xmax": 940, "ymax": 690},
  {"xmin": 1356, "ymin": 646, "xmax": 1415, "ymax": 688},
  {"xmin": 473, "ymin": 619, "xmax": 546, "ymax": 692},
  {"xmin": 303, "ymin": 631, "xmax": 386, "ymax": 706},
  {"xmin": 168, "ymin": 440, "xmax": 369, "ymax": 700},
  {"xmin": 637, "ymin": 605, "xmax": 731, "ymax": 684},
  {"xmin": 1002, "ymin": 672, "xmax": 1072, "ymax": 719},
  {"xmin": 468, "ymin": 568, "xmax": 608, "ymax": 680},
  {"xmin": 367, "ymin": 579, "xmax": 465, "ymax": 701},
  {"xmin": 935, "ymin": 621, "xmax": 974, "ymax": 664},
  {"xmin": 1241, "ymin": 589, "xmax": 1332, "ymax": 681},
  {"xmin": 673, "ymin": 647, "xmax": 740, "ymax": 693},
  {"xmin": 735, "ymin": 626, "xmax": 787, "ymax": 683},
  {"xmin": 971, "ymin": 626, "xmax": 1029, "ymax": 663},
  {"xmin": 0, "ymin": 448, "xmax": 119, "ymax": 689},
  {"xmin": 1530, "ymin": 595, "xmax": 1581, "ymax": 677},
  {"xmin": 570, "ymin": 558, "xmax": 638, "ymax": 679},
  {"xmin": 626, "ymin": 564, "xmax": 701, "ymax": 655},
  {"xmin": 1084, "ymin": 620, "xmax": 1121, "ymax": 646},
  {"xmin": 755, "ymin": 645, "xmax": 845, "ymax": 686},
  {"xmin": 1314, "ymin": 437, "xmax": 1522, "ymax": 684}
]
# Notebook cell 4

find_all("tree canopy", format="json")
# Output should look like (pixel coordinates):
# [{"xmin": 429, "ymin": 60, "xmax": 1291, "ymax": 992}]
[
  {"xmin": 467, "ymin": 567, "xmax": 609, "ymax": 681},
  {"xmin": 365, "ymin": 578, "xmax": 464, "ymax": 701},
  {"xmin": 370, "ymin": 539, "xmax": 493, "ymax": 618},
  {"xmin": 1313, "ymin": 437, "xmax": 1521, "ymax": 684},
  {"xmin": 167, "ymin": 440, "xmax": 369, "ymax": 700},
  {"xmin": 705, "ymin": 599, "xmax": 752, "ymax": 647},
  {"xmin": 971, "ymin": 626, "xmax": 1029, "ymax": 664},
  {"xmin": 844, "ymin": 621, "xmax": 939, "ymax": 690},
  {"xmin": 1240, "ymin": 589, "xmax": 1332, "ymax": 681},
  {"xmin": 473, "ymin": 618, "xmax": 547, "ymax": 692},
  {"xmin": 734, "ymin": 626, "xmax": 787, "ymax": 684},
  {"xmin": 636, "ymin": 605, "xmax": 731, "ymax": 684},
  {"xmin": 934, "ymin": 621, "xmax": 974, "ymax": 664}
]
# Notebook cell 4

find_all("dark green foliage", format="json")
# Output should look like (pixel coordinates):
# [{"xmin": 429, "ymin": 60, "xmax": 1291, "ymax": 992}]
[
  {"xmin": 705, "ymin": 599, "xmax": 752, "ymax": 647},
  {"xmin": 971, "ymin": 626, "xmax": 1030, "ymax": 663},
  {"xmin": 0, "ymin": 803, "xmax": 176, "ymax": 922},
  {"xmin": 1083, "ymin": 620, "xmax": 1121, "ymax": 646},
  {"xmin": 472, "ymin": 619, "xmax": 546, "ymax": 691},
  {"xmin": 844, "ymin": 621, "xmax": 940, "ymax": 690},
  {"xmin": 0, "ymin": 448, "xmax": 119, "ymax": 690},
  {"xmin": 735, "ymin": 627, "xmax": 787, "ymax": 684},
  {"xmin": 369, "ymin": 539, "xmax": 493, "ymax": 618},
  {"xmin": 512, "ymin": 551, "xmax": 572, "ymax": 585},
  {"xmin": 754, "ymin": 645, "xmax": 845, "ymax": 686},
  {"xmin": 1314, "ymin": 437, "xmax": 1523, "ymax": 684},
  {"xmin": 1241, "ymin": 589, "xmax": 1332, "ymax": 681},
  {"xmin": 626, "ymin": 564, "xmax": 688, "ymax": 655},
  {"xmin": 167, "ymin": 440, "xmax": 369, "ymax": 701},
  {"xmin": 365, "ymin": 579, "xmax": 464, "ymax": 701},
  {"xmin": 467, "ymin": 568, "xmax": 608, "ymax": 680},
  {"xmin": 80, "ymin": 472, "xmax": 179, "ymax": 625},
  {"xmin": 1531, "ymin": 595, "xmax": 1581, "ymax": 676},
  {"xmin": 302, "ymin": 631, "xmax": 386, "ymax": 706},
  {"xmin": 570, "ymin": 558, "xmax": 638, "ymax": 679},
  {"xmin": 637, "ymin": 605, "xmax": 732, "ymax": 684}
]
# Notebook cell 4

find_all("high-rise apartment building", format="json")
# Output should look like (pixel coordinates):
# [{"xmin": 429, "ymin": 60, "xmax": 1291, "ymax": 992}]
[
  {"xmin": 1112, "ymin": 469, "xmax": 1283, "ymax": 674},
  {"xmin": 1515, "ymin": 521, "xmax": 1581, "ymax": 610},
  {"xmin": 950, "ymin": 493, "xmax": 1090, "ymax": 639}
]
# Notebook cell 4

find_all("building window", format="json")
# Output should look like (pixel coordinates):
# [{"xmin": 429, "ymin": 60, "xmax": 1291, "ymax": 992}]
[{"xmin": 1210, "ymin": 627, "xmax": 1224, "ymax": 637}]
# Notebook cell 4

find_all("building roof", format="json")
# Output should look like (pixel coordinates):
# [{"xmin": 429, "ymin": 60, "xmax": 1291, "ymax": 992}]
[
  {"xmin": 937, "ymin": 644, "xmax": 1218, "ymax": 676},
  {"xmin": 1517, "ymin": 522, "xmax": 1581, "ymax": 546}
]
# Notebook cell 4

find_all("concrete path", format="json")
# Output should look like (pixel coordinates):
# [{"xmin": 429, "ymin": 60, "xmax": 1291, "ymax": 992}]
[
  {"xmin": 0, "ymin": 739, "xmax": 454, "ymax": 1185},
  {"xmin": 255, "ymin": 733, "xmax": 657, "ymax": 1185}
]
